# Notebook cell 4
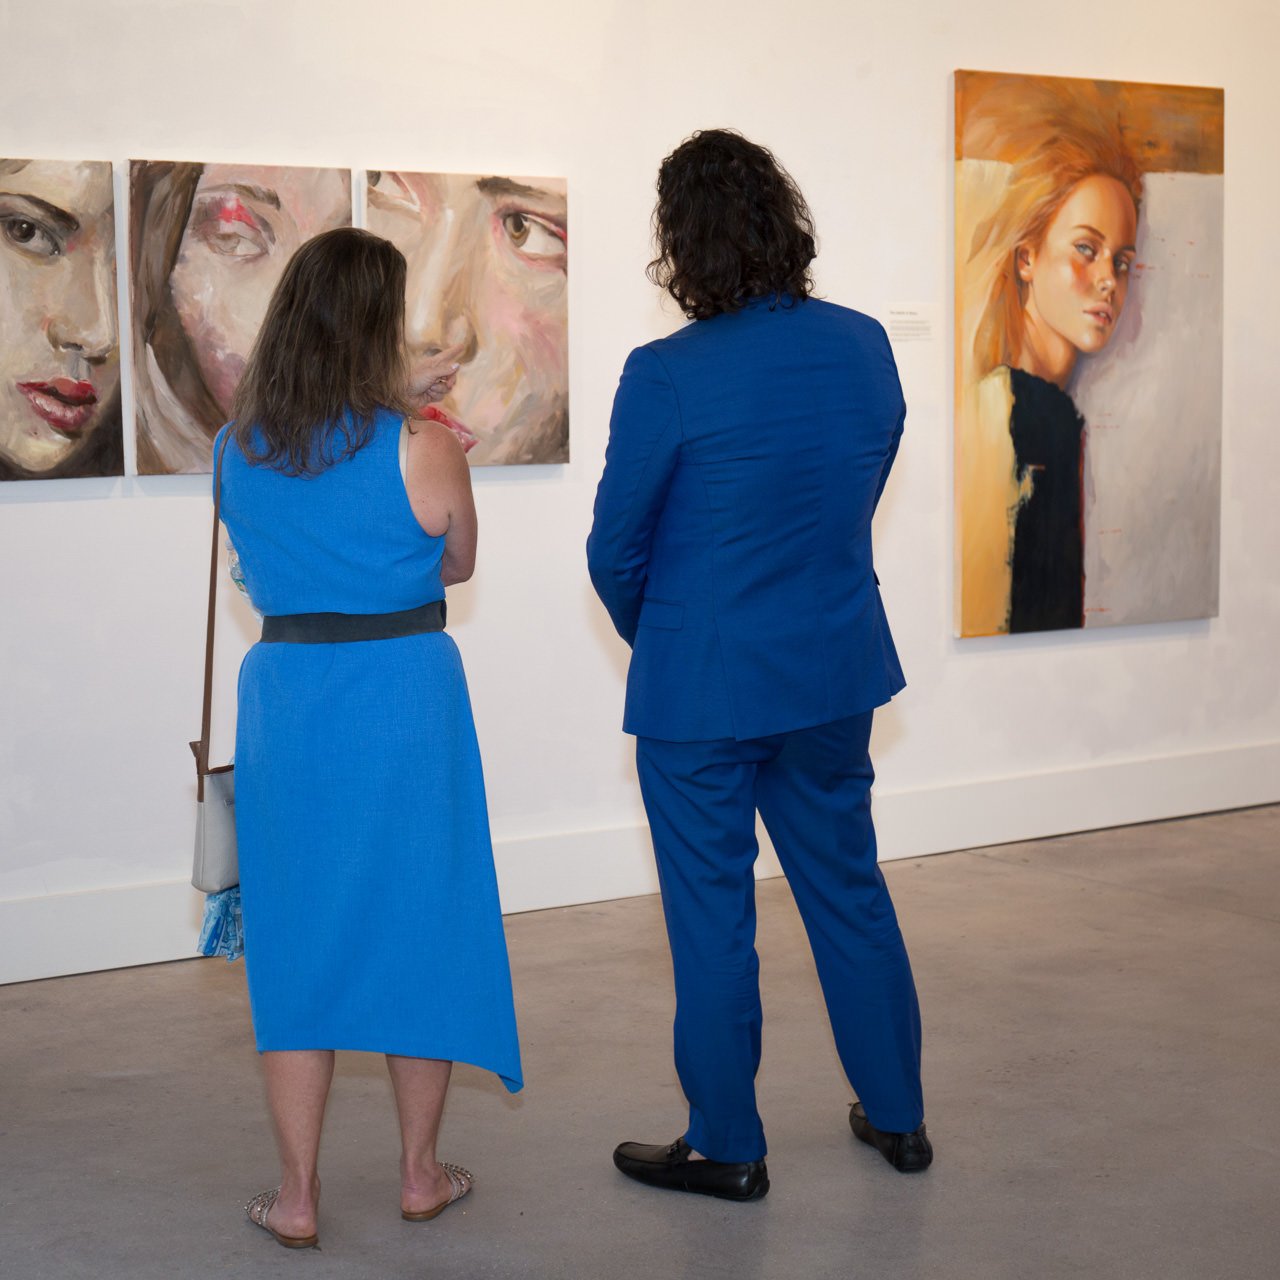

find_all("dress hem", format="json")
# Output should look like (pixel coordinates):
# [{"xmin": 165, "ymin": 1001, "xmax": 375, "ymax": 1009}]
[{"xmin": 253, "ymin": 1036, "xmax": 523, "ymax": 1094}]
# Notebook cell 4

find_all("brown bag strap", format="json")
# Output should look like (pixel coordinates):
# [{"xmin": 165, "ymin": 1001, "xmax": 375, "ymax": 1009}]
[{"xmin": 191, "ymin": 429, "xmax": 234, "ymax": 800}]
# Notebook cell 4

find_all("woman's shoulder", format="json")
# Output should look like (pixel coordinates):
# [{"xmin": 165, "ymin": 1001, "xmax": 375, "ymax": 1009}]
[
  {"xmin": 403, "ymin": 416, "xmax": 470, "ymax": 479},
  {"xmin": 405, "ymin": 415, "xmax": 465, "ymax": 451}
]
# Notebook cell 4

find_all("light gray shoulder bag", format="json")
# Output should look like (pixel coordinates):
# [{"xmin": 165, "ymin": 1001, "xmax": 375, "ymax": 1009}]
[{"xmin": 191, "ymin": 432, "xmax": 237, "ymax": 893}]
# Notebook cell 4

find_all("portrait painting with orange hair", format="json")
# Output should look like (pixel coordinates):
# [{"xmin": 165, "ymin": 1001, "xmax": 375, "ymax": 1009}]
[{"xmin": 954, "ymin": 70, "xmax": 1224, "ymax": 637}]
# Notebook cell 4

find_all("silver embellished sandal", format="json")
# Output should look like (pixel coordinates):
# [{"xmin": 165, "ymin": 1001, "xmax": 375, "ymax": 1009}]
[
  {"xmin": 245, "ymin": 1186, "xmax": 319, "ymax": 1249},
  {"xmin": 401, "ymin": 1162, "xmax": 473, "ymax": 1222}
]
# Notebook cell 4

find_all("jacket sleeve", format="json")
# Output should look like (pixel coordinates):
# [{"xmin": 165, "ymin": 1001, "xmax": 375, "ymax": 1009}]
[
  {"xmin": 873, "ymin": 328, "xmax": 906, "ymax": 513},
  {"xmin": 586, "ymin": 346, "xmax": 682, "ymax": 648},
  {"xmin": 874, "ymin": 398, "xmax": 905, "ymax": 512}
]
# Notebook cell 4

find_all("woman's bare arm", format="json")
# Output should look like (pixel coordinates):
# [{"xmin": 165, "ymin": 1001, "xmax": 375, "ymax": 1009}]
[{"xmin": 404, "ymin": 420, "xmax": 477, "ymax": 586}]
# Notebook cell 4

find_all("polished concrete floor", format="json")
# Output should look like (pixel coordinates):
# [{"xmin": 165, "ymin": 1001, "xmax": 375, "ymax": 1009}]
[{"xmin": 1, "ymin": 805, "xmax": 1277, "ymax": 1280}]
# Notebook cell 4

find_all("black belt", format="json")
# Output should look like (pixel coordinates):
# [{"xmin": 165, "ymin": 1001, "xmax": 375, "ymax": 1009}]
[{"xmin": 260, "ymin": 599, "xmax": 446, "ymax": 644}]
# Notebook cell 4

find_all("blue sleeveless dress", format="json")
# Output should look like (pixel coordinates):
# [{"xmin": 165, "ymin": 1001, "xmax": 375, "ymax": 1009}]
[{"xmin": 214, "ymin": 410, "xmax": 522, "ymax": 1092}]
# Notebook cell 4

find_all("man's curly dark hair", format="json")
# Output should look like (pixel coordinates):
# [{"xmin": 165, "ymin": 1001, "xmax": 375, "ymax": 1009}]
[{"xmin": 647, "ymin": 129, "xmax": 817, "ymax": 320}]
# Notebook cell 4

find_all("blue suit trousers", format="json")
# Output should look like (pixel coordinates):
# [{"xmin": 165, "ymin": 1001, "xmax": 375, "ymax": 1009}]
[{"xmin": 635, "ymin": 712, "xmax": 924, "ymax": 1163}]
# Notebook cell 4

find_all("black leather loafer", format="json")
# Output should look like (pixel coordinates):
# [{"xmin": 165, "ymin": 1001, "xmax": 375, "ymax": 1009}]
[
  {"xmin": 848, "ymin": 1102, "xmax": 933, "ymax": 1173},
  {"xmin": 613, "ymin": 1137, "xmax": 769, "ymax": 1201}
]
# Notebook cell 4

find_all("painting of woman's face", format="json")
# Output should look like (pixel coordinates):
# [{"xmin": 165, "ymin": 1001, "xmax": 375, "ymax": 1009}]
[
  {"xmin": 132, "ymin": 161, "xmax": 351, "ymax": 474},
  {"xmin": 954, "ymin": 69, "xmax": 1225, "ymax": 638},
  {"xmin": 0, "ymin": 160, "xmax": 121, "ymax": 479},
  {"xmin": 169, "ymin": 165, "xmax": 352, "ymax": 418},
  {"xmin": 1017, "ymin": 174, "xmax": 1138, "ymax": 363},
  {"xmin": 368, "ymin": 171, "xmax": 568, "ymax": 465}
]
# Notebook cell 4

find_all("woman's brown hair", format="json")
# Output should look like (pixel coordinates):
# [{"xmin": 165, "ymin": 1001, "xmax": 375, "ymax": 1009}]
[
  {"xmin": 130, "ymin": 163, "xmax": 220, "ymax": 473},
  {"xmin": 232, "ymin": 227, "xmax": 412, "ymax": 475}
]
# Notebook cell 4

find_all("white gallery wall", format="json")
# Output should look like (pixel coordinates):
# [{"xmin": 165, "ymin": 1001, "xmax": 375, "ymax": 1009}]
[{"xmin": 1, "ymin": 0, "xmax": 1277, "ymax": 984}]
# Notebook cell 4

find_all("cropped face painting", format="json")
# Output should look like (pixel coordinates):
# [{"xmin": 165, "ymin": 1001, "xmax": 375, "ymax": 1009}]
[
  {"xmin": 953, "ymin": 71, "xmax": 1224, "ymax": 637},
  {"xmin": 130, "ymin": 161, "xmax": 352, "ymax": 474},
  {"xmin": 0, "ymin": 159, "xmax": 123, "ymax": 481},
  {"xmin": 367, "ymin": 171, "xmax": 568, "ymax": 466}
]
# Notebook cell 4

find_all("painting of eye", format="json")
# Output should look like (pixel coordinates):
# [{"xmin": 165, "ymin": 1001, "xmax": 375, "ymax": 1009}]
[
  {"xmin": 501, "ymin": 211, "xmax": 566, "ymax": 261},
  {"xmin": 1, "ymin": 216, "xmax": 61, "ymax": 258},
  {"xmin": 368, "ymin": 171, "xmax": 421, "ymax": 215},
  {"xmin": 189, "ymin": 199, "xmax": 272, "ymax": 259},
  {"xmin": 953, "ymin": 70, "xmax": 1224, "ymax": 638}
]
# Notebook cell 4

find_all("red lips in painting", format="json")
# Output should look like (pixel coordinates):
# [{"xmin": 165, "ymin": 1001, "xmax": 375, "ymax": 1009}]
[{"xmin": 17, "ymin": 378, "xmax": 99, "ymax": 435}]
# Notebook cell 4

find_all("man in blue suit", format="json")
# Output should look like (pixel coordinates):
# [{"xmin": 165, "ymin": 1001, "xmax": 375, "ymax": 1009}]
[{"xmin": 587, "ymin": 130, "xmax": 931, "ymax": 1201}]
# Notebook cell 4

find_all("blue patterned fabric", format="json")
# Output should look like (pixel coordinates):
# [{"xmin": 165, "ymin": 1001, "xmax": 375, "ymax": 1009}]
[
  {"xmin": 214, "ymin": 410, "xmax": 522, "ymax": 1091},
  {"xmin": 198, "ymin": 887, "xmax": 244, "ymax": 961}
]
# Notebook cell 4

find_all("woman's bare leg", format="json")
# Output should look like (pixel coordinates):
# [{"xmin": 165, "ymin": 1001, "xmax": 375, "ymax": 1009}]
[
  {"xmin": 260, "ymin": 1049, "xmax": 334, "ymax": 1237},
  {"xmin": 386, "ymin": 1056, "xmax": 458, "ymax": 1213}
]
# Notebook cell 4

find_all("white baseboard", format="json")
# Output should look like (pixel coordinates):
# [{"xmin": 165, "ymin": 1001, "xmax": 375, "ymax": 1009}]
[
  {"xmin": 3, "ymin": 739, "xmax": 1276, "ymax": 986},
  {"xmin": 871, "ymin": 737, "xmax": 1280, "ymax": 859},
  {"xmin": 490, "ymin": 818, "xmax": 784, "ymax": 915},
  {"xmin": 0, "ymin": 880, "xmax": 209, "ymax": 987}
]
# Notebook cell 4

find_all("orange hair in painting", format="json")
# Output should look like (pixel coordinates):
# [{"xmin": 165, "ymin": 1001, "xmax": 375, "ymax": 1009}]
[{"xmin": 965, "ymin": 83, "xmax": 1143, "ymax": 378}]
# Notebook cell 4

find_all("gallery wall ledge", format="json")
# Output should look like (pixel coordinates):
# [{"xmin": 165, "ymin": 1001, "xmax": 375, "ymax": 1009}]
[{"xmin": 4, "ymin": 737, "xmax": 1277, "ymax": 987}]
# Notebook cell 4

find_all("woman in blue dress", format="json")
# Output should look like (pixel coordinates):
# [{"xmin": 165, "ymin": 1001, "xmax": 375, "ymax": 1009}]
[{"xmin": 214, "ymin": 227, "xmax": 522, "ymax": 1249}]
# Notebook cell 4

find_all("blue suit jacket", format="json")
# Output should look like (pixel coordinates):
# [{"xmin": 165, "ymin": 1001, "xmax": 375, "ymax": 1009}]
[{"xmin": 587, "ymin": 296, "xmax": 906, "ymax": 742}]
